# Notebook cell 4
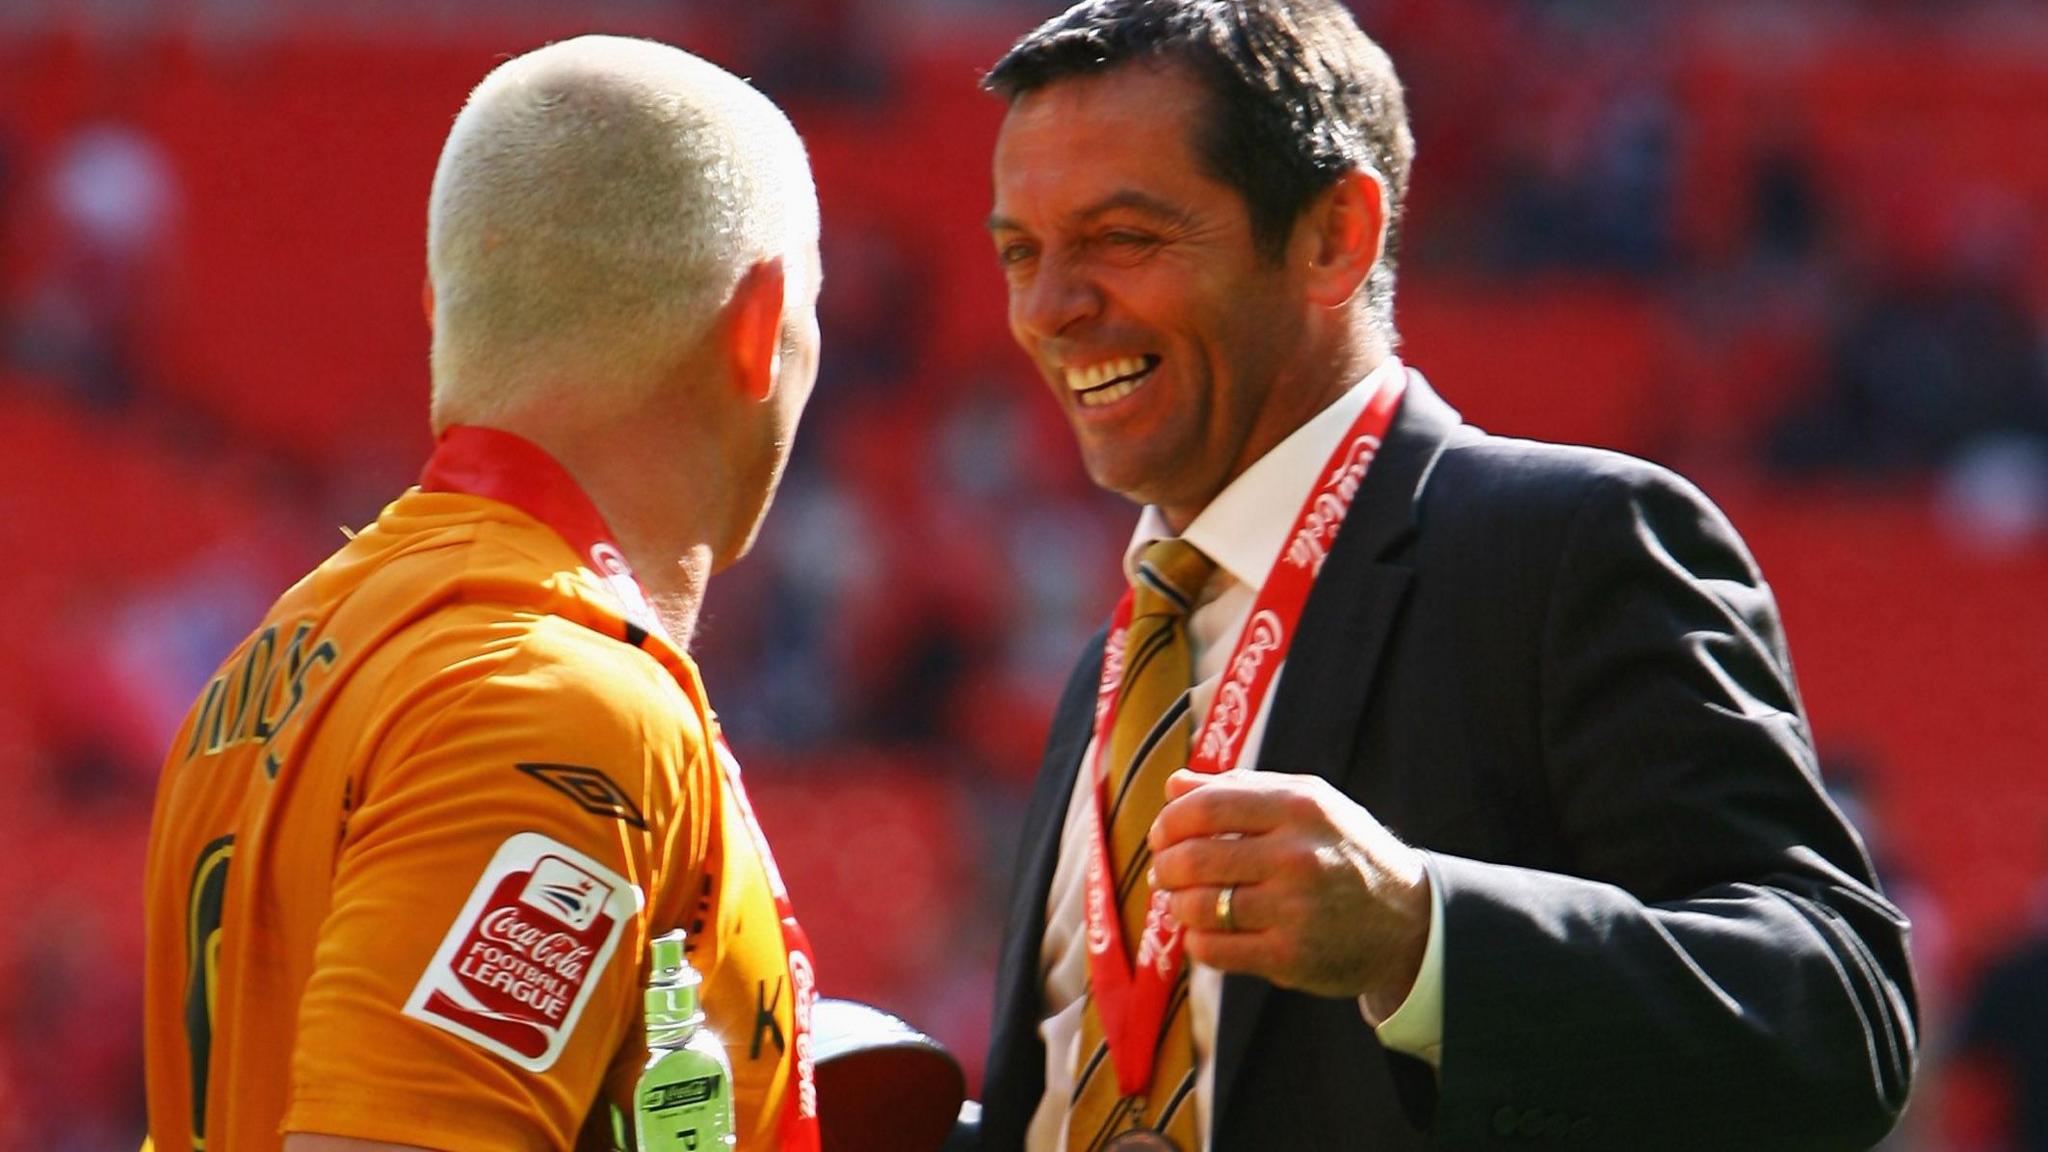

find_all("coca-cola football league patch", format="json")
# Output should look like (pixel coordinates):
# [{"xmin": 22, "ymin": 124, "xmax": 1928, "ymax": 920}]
[{"xmin": 404, "ymin": 832, "xmax": 643, "ymax": 1070}]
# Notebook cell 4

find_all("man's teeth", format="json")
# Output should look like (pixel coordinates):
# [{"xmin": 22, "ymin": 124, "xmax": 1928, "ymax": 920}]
[
  {"xmin": 1063, "ymin": 356, "xmax": 1155, "ymax": 400},
  {"xmin": 1078, "ymin": 376, "xmax": 1145, "ymax": 408}
]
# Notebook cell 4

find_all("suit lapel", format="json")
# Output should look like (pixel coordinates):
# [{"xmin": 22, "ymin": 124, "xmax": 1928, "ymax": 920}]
[
  {"xmin": 1262, "ymin": 369, "xmax": 1460, "ymax": 785},
  {"xmin": 1209, "ymin": 370, "xmax": 1463, "ymax": 1138},
  {"xmin": 1011, "ymin": 642, "xmax": 1099, "ymax": 956},
  {"xmin": 983, "ymin": 629, "xmax": 1106, "ymax": 1143}
]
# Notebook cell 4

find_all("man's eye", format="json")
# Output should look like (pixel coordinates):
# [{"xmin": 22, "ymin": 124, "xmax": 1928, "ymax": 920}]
[
  {"xmin": 1103, "ymin": 230, "xmax": 1159, "ymax": 249},
  {"xmin": 996, "ymin": 241, "xmax": 1038, "ymax": 267}
]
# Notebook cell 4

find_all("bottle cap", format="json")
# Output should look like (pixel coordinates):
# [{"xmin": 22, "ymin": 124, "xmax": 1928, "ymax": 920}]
[
  {"xmin": 650, "ymin": 930, "xmax": 688, "ymax": 984},
  {"xmin": 645, "ymin": 930, "xmax": 703, "ymax": 1036}
]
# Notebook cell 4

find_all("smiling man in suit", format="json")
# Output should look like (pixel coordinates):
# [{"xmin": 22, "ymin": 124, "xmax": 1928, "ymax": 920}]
[{"xmin": 969, "ymin": 2, "xmax": 1917, "ymax": 1149}]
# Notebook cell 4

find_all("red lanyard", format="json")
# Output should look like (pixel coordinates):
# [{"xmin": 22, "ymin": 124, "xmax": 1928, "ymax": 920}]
[
  {"xmin": 1082, "ymin": 374, "xmax": 1406, "ymax": 1097},
  {"xmin": 422, "ymin": 425, "xmax": 820, "ymax": 1150},
  {"xmin": 716, "ymin": 738, "xmax": 822, "ymax": 1151}
]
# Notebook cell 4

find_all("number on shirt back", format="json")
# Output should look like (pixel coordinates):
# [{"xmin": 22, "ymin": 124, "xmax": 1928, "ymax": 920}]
[{"xmin": 184, "ymin": 835, "xmax": 234, "ymax": 1150}]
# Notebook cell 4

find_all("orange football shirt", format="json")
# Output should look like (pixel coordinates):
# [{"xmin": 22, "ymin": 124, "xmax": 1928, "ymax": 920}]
[{"xmin": 143, "ymin": 428, "xmax": 816, "ymax": 1152}]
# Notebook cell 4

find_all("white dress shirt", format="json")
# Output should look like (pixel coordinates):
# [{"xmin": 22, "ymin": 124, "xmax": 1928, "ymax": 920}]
[{"xmin": 1028, "ymin": 358, "xmax": 1446, "ymax": 1152}]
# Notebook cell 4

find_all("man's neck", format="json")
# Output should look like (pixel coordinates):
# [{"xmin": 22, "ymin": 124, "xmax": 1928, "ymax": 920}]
[
  {"xmin": 584, "ymin": 472, "xmax": 728, "ymax": 651},
  {"xmin": 516, "ymin": 419, "xmax": 735, "ymax": 652},
  {"xmin": 1158, "ymin": 348, "xmax": 1389, "ymax": 533},
  {"xmin": 637, "ymin": 546, "xmax": 715, "ymax": 650}
]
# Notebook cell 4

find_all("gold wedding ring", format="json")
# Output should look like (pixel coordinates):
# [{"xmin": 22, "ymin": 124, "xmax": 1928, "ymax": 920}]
[{"xmin": 1216, "ymin": 884, "xmax": 1238, "ymax": 933}]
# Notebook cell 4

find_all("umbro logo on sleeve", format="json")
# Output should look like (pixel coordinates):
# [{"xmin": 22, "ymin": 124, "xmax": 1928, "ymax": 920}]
[{"xmin": 515, "ymin": 762, "xmax": 648, "ymax": 830}]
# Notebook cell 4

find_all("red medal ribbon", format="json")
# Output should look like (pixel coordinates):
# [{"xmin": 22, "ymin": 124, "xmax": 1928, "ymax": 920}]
[
  {"xmin": 716, "ymin": 738, "xmax": 822, "ymax": 1152},
  {"xmin": 1081, "ymin": 373, "xmax": 1406, "ymax": 1097},
  {"xmin": 422, "ymin": 425, "xmax": 820, "ymax": 1150}
]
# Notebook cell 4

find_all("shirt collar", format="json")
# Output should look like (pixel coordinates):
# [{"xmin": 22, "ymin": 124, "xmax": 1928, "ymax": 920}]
[
  {"xmin": 420, "ymin": 424, "xmax": 671, "ymax": 645},
  {"xmin": 1123, "ymin": 357, "xmax": 1403, "ymax": 593}
]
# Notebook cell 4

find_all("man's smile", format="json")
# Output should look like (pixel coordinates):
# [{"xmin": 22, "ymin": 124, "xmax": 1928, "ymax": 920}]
[{"xmin": 1064, "ymin": 354, "xmax": 1162, "ymax": 407}]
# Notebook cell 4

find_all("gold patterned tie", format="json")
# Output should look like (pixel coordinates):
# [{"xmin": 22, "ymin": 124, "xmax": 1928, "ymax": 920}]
[{"xmin": 1067, "ymin": 537, "xmax": 1216, "ymax": 1152}]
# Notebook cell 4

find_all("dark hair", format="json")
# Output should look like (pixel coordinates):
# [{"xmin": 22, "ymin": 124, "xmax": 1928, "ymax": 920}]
[{"xmin": 983, "ymin": 0, "xmax": 1415, "ymax": 341}]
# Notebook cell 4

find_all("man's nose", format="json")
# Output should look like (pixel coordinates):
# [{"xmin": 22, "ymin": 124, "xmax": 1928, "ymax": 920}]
[{"xmin": 1010, "ymin": 256, "xmax": 1101, "ymax": 344}]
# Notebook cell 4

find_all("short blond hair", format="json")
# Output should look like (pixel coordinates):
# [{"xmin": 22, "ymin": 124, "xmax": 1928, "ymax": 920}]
[{"xmin": 427, "ymin": 35, "xmax": 818, "ymax": 427}]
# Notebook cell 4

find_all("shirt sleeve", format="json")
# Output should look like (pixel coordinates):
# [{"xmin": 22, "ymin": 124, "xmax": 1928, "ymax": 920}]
[
  {"xmin": 284, "ymin": 623, "xmax": 705, "ymax": 1151},
  {"xmin": 1362, "ymin": 853, "xmax": 1444, "ymax": 1069}
]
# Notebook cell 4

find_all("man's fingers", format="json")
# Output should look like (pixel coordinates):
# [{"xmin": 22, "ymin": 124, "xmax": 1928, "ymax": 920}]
[
  {"xmin": 1180, "ymin": 926, "xmax": 1280, "ymax": 980},
  {"xmin": 1151, "ymin": 833, "xmax": 1268, "ymax": 892},
  {"xmin": 1166, "ymin": 883, "xmax": 1262, "ymax": 935},
  {"xmin": 1162, "ymin": 768, "xmax": 1212, "ymax": 801},
  {"xmin": 1150, "ymin": 770, "xmax": 1303, "ymax": 850}
]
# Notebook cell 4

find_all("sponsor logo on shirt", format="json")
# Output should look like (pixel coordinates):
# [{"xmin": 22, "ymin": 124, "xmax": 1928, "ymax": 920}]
[{"xmin": 404, "ymin": 832, "xmax": 643, "ymax": 1070}]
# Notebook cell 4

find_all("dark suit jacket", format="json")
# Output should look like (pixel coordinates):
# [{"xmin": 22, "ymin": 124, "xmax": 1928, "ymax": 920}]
[{"xmin": 975, "ymin": 375, "xmax": 1916, "ymax": 1151}]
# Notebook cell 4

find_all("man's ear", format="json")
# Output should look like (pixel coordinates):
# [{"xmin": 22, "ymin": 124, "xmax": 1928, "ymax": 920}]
[
  {"xmin": 1300, "ymin": 168, "xmax": 1386, "ymax": 309},
  {"xmin": 720, "ymin": 257, "xmax": 787, "ymax": 403},
  {"xmin": 421, "ymin": 276, "xmax": 435, "ymax": 330}
]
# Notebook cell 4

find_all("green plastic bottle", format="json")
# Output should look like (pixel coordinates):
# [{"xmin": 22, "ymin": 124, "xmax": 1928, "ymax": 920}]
[{"xmin": 634, "ymin": 931, "xmax": 735, "ymax": 1151}]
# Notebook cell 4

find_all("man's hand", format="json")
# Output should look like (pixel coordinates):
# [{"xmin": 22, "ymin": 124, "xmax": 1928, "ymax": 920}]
[{"xmin": 1147, "ymin": 769, "xmax": 1431, "ymax": 1016}]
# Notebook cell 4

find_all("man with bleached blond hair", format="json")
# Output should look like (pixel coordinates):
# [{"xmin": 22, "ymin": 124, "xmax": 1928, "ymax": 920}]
[{"xmin": 143, "ymin": 35, "xmax": 827, "ymax": 1152}]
